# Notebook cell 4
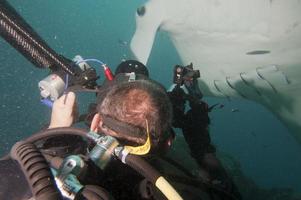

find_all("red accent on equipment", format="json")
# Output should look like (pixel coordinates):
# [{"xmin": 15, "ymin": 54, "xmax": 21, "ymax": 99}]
[{"xmin": 103, "ymin": 65, "xmax": 114, "ymax": 81}]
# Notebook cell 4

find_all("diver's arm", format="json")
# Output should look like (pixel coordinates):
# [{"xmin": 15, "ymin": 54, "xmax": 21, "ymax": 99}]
[
  {"xmin": 49, "ymin": 92, "xmax": 78, "ymax": 128},
  {"xmin": 167, "ymin": 86, "xmax": 186, "ymax": 128}
]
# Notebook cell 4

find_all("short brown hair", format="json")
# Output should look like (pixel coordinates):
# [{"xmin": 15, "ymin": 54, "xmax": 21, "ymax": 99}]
[{"xmin": 98, "ymin": 79, "xmax": 172, "ymax": 149}]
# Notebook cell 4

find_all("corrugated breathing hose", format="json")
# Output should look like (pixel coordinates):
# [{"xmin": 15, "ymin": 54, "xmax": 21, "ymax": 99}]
[{"xmin": 10, "ymin": 141, "xmax": 62, "ymax": 200}]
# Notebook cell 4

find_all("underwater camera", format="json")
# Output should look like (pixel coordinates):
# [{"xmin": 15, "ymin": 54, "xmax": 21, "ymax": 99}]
[
  {"xmin": 170, "ymin": 63, "xmax": 203, "ymax": 100},
  {"xmin": 38, "ymin": 55, "xmax": 100, "ymax": 102},
  {"xmin": 173, "ymin": 63, "xmax": 200, "ymax": 86}
]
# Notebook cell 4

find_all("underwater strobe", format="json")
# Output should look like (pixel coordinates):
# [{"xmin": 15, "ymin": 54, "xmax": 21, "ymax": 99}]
[{"xmin": 38, "ymin": 55, "xmax": 94, "ymax": 101}]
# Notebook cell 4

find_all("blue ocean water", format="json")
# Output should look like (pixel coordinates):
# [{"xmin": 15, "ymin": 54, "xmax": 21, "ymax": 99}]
[{"xmin": 0, "ymin": 0, "xmax": 300, "ymax": 199}]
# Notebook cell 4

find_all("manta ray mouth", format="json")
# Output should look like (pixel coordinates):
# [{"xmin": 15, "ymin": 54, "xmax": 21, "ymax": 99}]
[{"xmin": 246, "ymin": 50, "xmax": 271, "ymax": 55}]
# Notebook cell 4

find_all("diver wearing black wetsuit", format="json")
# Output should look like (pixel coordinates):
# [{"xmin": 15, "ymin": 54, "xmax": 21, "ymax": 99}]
[
  {"xmin": 168, "ymin": 86, "xmax": 215, "ymax": 174},
  {"xmin": 0, "ymin": 60, "xmax": 241, "ymax": 200},
  {"xmin": 168, "ymin": 86, "xmax": 242, "ymax": 200}
]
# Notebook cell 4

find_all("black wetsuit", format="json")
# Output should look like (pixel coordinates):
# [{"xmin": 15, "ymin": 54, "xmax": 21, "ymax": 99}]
[
  {"xmin": 0, "ymin": 134, "xmax": 217, "ymax": 200},
  {"xmin": 168, "ymin": 87, "xmax": 215, "ymax": 164},
  {"xmin": 182, "ymin": 101, "xmax": 216, "ymax": 165},
  {"xmin": 0, "ymin": 158, "xmax": 31, "ymax": 200},
  {"xmin": 168, "ymin": 88, "xmax": 242, "ymax": 200}
]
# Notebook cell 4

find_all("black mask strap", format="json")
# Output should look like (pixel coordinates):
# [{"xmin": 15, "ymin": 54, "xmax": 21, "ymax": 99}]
[{"xmin": 101, "ymin": 115, "xmax": 145, "ymax": 139}]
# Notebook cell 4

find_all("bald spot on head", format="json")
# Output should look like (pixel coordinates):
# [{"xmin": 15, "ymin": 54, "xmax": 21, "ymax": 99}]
[
  {"xmin": 98, "ymin": 79, "xmax": 172, "ymax": 149},
  {"xmin": 121, "ymin": 89, "xmax": 156, "ymax": 126}
]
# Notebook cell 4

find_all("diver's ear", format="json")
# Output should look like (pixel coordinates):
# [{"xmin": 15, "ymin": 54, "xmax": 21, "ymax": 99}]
[{"xmin": 90, "ymin": 113, "xmax": 102, "ymax": 132}]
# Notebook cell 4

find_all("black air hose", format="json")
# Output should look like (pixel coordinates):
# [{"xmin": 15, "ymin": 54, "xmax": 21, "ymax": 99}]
[
  {"xmin": 10, "ymin": 141, "xmax": 61, "ymax": 200},
  {"xmin": 25, "ymin": 127, "xmax": 90, "ymax": 144},
  {"xmin": 116, "ymin": 153, "xmax": 183, "ymax": 200},
  {"xmin": 80, "ymin": 185, "xmax": 114, "ymax": 200},
  {"xmin": 120, "ymin": 154, "xmax": 160, "ymax": 184},
  {"xmin": 0, "ymin": 0, "xmax": 75, "ymax": 75}
]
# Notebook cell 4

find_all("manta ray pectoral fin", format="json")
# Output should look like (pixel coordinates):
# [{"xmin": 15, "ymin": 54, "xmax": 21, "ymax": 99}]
[
  {"xmin": 130, "ymin": 25, "xmax": 156, "ymax": 65},
  {"xmin": 130, "ymin": 3, "xmax": 163, "ymax": 65}
]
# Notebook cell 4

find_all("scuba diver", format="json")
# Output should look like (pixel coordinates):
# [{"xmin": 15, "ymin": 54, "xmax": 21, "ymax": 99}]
[
  {"xmin": 0, "ymin": 1, "xmax": 242, "ymax": 199},
  {"xmin": 0, "ymin": 61, "xmax": 176, "ymax": 200},
  {"xmin": 44, "ymin": 60, "xmax": 241, "ymax": 200},
  {"xmin": 167, "ymin": 63, "xmax": 242, "ymax": 200},
  {"xmin": 0, "ymin": 60, "xmax": 242, "ymax": 200}
]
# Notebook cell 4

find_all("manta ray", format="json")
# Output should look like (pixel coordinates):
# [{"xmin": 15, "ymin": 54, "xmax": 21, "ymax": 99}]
[{"xmin": 130, "ymin": 0, "xmax": 301, "ymax": 143}]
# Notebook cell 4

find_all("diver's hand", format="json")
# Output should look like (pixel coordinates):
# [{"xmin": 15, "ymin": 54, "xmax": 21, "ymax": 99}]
[
  {"xmin": 168, "ymin": 86, "xmax": 186, "ymax": 105},
  {"xmin": 49, "ymin": 92, "xmax": 78, "ymax": 128}
]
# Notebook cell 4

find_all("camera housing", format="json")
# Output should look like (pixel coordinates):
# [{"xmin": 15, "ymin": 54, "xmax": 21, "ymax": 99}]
[{"xmin": 173, "ymin": 63, "xmax": 200, "ymax": 86}]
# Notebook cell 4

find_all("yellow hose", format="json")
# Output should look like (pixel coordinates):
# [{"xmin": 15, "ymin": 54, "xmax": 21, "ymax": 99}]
[{"xmin": 155, "ymin": 176, "xmax": 183, "ymax": 200}]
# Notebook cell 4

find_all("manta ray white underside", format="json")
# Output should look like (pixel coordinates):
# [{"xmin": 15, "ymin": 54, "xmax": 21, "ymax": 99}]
[{"xmin": 130, "ymin": 0, "xmax": 301, "ymax": 143}]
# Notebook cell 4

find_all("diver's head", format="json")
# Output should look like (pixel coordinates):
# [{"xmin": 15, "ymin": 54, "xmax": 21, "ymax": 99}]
[
  {"xmin": 91, "ymin": 79, "xmax": 173, "ymax": 153},
  {"xmin": 115, "ymin": 60, "xmax": 149, "ymax": 77}
]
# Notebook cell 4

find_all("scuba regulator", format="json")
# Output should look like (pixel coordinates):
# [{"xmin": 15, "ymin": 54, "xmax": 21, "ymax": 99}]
[{"xmin": 10, "ymin": 127, "xmax": 183, "ymax": 200}]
